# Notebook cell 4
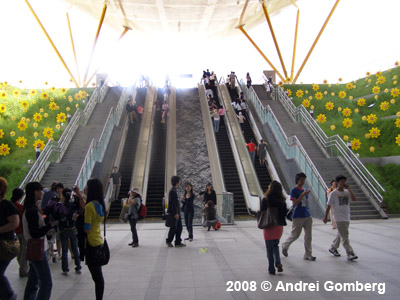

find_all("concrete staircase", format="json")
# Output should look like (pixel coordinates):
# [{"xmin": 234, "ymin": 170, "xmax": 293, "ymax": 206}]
[
  {"xmin": 40, "ymin": 87, "xmax": 122, "ymax": 189},
  {"xmin": 253, "ymin": 84, "xmax": 381, "ymax": 219}
]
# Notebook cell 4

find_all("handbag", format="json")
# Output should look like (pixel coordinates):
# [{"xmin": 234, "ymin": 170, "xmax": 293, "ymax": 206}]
[
  {"xmin": 286, "ymin": 207, "xmax": 294, "ymax": 222},
  {"xmin": 257, "ymin": 207, "xmax": 278, "ymax": 229},
  {"xmin": 85, "ymin": 218, "xmax": 110, "ymax": 266},
  {"xmin": 181, "ymin": 202, "xmax": 186, "ymax": 212},
  {"xmin": 165, "ymin": 213, "xmax": 175, "ymax": 228},
  {"xmin": 26, "ymin": 238, "xmax": 44, "ymax": 261},
  {"xmin": 0, "ymin": 238, "xmax": 20, "ymax": 263}
]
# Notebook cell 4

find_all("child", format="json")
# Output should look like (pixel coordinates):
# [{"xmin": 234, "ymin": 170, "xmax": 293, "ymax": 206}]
[{"xmin": 323, "ymin": 175, "xmax": 358, "ymax": 261}]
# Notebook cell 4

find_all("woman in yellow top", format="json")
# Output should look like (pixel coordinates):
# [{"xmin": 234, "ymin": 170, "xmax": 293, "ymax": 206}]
[{"xmin": 84, "ymin": 178, "xmax": 106, "ymax": 300}]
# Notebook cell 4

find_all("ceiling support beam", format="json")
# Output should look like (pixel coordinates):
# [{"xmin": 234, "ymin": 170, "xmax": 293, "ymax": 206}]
[
  {"xmin": 293, "ymin": 0, "xmax": 340, "ymax": 83},
  {"xmin": 156, "ymin": 0, "xmax": 168, "ymax": 31},
  {"xmin": 290, "ymin": 8, "xmax": 300, "ymax": 82},
  {"xmin": 24, "ymin": 0, "xmax": 79, "ymax": 87},
  {"xmin": 66, "ymin": 12, "xmax": 81, "ymax": 86},
  {"xmin": 199, "ymin": 0, "xmax": 217, "ymax": 33}
]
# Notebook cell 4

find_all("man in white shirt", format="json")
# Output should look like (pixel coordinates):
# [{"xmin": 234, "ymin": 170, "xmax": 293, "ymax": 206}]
[{"xmin": 323, "ymin": 175, "xmax": 357, "ymax": 261}]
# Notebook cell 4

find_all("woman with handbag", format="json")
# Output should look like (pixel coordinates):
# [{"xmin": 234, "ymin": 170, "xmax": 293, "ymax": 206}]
[
  {"xmin": 23, "ymin": 181, "xmax": 57, "ymax": 300},
  {"xmin": 260, "ymin": 181, "xmax": 287, "ymax": 275},
  {"xmin": 0, "ymin": 177, "xmax": 19, "ymax": 300},
  {"xmin": 84, "ymin": 178, "xmax": 107, "ymax": 300}
]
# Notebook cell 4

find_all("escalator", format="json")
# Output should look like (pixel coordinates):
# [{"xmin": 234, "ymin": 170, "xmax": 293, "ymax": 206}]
[
  {"xmin": 145, "ymin": 88, "xmax": 167, "ymax": 218},
  {"xmin": 210, "ymin": 84, "xmax": 247, "ymax": 215},
  {"xmin": 108, "ymin": 88, "xmax": 147, "ymax": 218},
  {"xmin": 227, "ymin": 86, "xmax": 272, "ymax": 194}
]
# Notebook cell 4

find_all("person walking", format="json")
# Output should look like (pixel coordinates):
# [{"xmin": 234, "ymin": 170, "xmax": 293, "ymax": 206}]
[
  {"xmin": 247, "ymin": 139, "xmax": 257, "ymax": 165},
  {"xmin": 211, "ymin": 109, "xmax": 220, "ymax": 133},
  {"xmin": 257, "ymin": 139, "xmax": 268, "ymax": 166},
  {"xmin": 166, "ymin": 176, "xmax": 186, "ymax": 248},
  {"xmin": 246, "ymin": 72, "xmax": 252, "ymax": 88},
  {"xmin": 57, "ymin": 188, "xmax": 82, "ymax": 275},
  {"xmin": 323, "ymin": 175, "xmax": 358, "ymax": 261},
  {"xmin": 127, "ymin": 187, "xmax": 142, "ymax": 248},
  {"xmin": 327, "ymin": 180, "xmax": 337, "ymax": 230},
  {"xmin": 11, "ymin": 188, "xmax": 29, "ymax": 278},
  {"xmin": 84, "ymin": 178, "xmax": 107, "ymax": 300},
  {"xmin": 260, "ymin": 181, "xmax": 287, "ymax": 275},
  {"xmin": 108, "ymin": 166, "xmax": 121, "ymax": 203},
  {"xmin": 237, "ymin": 112, "xmax": 246, "ymax": 132},
  {"xmin": 23, "ymin": 182, "xmax": 56, "ymax": 300},
  {"xmin": 0, "ymin": 178, "xmax": 19, "ymax": 300},
  {"xmin": 282, "ymin": 173, "xmax": 316, "ymax": 261},
  {"xmin": 218, "ymin": 106, "xmax": 227, "ymax": 128},
  {"xmin": 203, "ymin": 201, "xmax": 218, "ymax": 231},
  {"xmin": 182, "ymin": 183, "xmax": 195, "ymax": 242}
]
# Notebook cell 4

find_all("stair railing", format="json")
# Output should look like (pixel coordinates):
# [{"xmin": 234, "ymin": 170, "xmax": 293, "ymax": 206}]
[
  {"xmin": 274, "ymin": 85, "xmax": 385, "ymax": 214},
  {"xmin": 239, "ymin": 80, "xmax": 328, "ymax": 210}
]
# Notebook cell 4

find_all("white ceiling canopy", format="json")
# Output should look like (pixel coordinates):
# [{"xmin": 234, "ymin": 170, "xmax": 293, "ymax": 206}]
[{"xmin": 62, "ymin": 0, "xmax": 297, "ymax": 38}]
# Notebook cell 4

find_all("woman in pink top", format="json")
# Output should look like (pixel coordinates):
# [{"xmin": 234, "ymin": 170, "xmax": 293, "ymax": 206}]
[
  {"xmin": 218, "ymin": 106, "xmax": 227, "ymax": 128},
  {"xmin": 260, "ymin": 181, "xmax": 287, "ymax": 275}
]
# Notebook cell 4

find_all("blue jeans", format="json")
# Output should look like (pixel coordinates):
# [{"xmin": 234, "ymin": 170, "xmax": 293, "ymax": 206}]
[
  {"xmin": 0, "ymin": 259, "xmax": 16, "ymax": 300},
  {"xmin": 129, "ymin": 218, "xmax": 139, "ymax": 244},
  {"xmin": 265, "ymin": 240, "xmax": 281, "ymax": 274},
  {"xmin": 24, "ymin": 251, "xmax": 53, "ymax": 300},
  {"xmin": 166, "ymin": 214, "xmax": 183, "ymax": 245},
  {"xmin": 249, "ymin": 151, "xmax": 255, "ymax": 164},
  {"xmin": 214, "ymin": 119, "xmax": 220, "ymax": 132},
  {"xmin": 184, "ymin": 209, "xmax": 194, "ymax": 239},
  {"xmin": 60, "ymin": 230, "xmax": 81, "ymax": 272}
]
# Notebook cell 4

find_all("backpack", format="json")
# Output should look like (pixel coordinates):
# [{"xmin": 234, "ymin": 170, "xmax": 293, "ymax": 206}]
[{"xmin": 137, "ymin": 203, "xmax": 147, "ymax": 220}]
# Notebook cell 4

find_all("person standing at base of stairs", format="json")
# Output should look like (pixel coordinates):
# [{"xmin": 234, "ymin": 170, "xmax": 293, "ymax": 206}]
[
  {"xmin": 108, "ymin": 167, "xmax": 121, "ymax": 203},
  {"xmin": 166, "ymin": 176, "xmax": 186, "ymax": 248},
  {"xmin": 282, "ymin": 172, "xmax": 316, "ymax": 261},
  {"xmin": 323, "ymin": 175, "xmax": 358, "ymax": 261}
]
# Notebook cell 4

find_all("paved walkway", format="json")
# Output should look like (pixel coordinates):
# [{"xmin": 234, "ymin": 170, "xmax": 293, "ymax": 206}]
[{"xmin": 6, "ymin": 219, "xmax": 400, "ymax": 300}]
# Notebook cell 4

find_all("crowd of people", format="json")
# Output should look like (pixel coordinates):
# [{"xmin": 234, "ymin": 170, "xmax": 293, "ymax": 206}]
[{"xmin": 0, "ymin": 177, "xmax": 107, "ymax": 300}]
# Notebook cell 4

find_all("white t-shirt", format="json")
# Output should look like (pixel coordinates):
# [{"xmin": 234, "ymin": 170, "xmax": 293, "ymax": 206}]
[{"xmin": 327, "ymin": 189, "xmax": 351, "ymax": 222}]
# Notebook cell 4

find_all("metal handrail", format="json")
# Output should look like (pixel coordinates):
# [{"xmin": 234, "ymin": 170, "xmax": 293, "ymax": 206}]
[{"xmin": 274, "ymin": 85, "xmax": 385, "ymax": 206}]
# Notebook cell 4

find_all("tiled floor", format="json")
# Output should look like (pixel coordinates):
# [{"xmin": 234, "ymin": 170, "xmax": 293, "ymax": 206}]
[{"xmin": 6, "ymin": 218, "xmax": 400, "ymax": 299}]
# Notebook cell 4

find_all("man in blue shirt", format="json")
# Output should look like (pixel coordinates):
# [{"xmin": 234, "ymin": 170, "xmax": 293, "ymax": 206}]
[{"xmin": 282, "ymin": 173, "xmax": 316, "ymax": 261}]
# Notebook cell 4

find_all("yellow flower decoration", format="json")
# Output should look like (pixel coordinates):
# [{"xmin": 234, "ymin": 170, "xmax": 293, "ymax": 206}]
[
  {"xmin": 50, "ymin": 87, "xmax": 56, "ymax": 92},
  {"xmin": 384, "ymin": 88, "xmax": 389, "ymax": 93},
  {"xmin": 323, "ymin": 79, "xmax": 328, "ymax": 84},
  {"xmin": 44, "ymin": 113, "xmax": 48, "ymax": 118},
  {"xmin": 374, "ymin": 95, "xmax": 379, "ymax": 100},
  {"xmin": 346, "ymin": 83, "xmax": 353, "ymax": 90},
  {"xmin": 317, "ymin": 114, "xmax": 327, "ymax": 124},
  {"xmin": 66, "ymin": 107, "xmax": 71, "ymax": 112},
  {"xmin": 391, "ymin": 88, "xmax": 400, "ymax": 97},
  {"xmin": 380, "ymin": 101, "xmax": 389, "ymax": 111},
  {"xmin": 375, "ymin": 71, "xmax": 382, "ymax": 77},
  {"xmin": 33, "ymin": 113, "xmax": 42, "ymax": 122},
  {"xmin": 0, "ymin": 92, "xmax": 7, "ymax": 98},
  {"xmin": 342, "ymin": 107, "xmax": 352, "ymax": 117},
  {"xmin": 390, "ymin": 99, "xmax": 396, "ymax": 104},
  {"xmin": 338, "ymin": 91, "xmax": 346, "ymax": 99},
  {"xmin": 26, "ymin": 118, "xmax": 30, "ymax": 123},
  {"xmin": 296, "ymin": 90, "xmax": 304, "ymax": 98},
  {"xmin": 330, "ymin": 125, "xmax": 336, "ymax": 130},
  {"xmin": 369, "ymin": 127, "xmax": 380, "ymax": 139},
  {"xmin": 338, "ymin": 107, "xmax": 342, "ymax": 112},
  {"xmin": 49, "ymin": 102, "xmax": 57, "ymax": 110},
  {"xmin": 367, "ymin": 114, "xmax": 377, "ymax": 124},
  {"xmin": 366, "ymin": 72, "xmax": 371, "ymax": 76},
  {"xmin": 40, "ymin": 92, "xmax": 49, "ymax": 100},
  {"xmin": 69, "ymin": 98, "xmax": 73, "ymax": 103},
  {"xmin": 13, "ymin": 90, "xmax": 20, "ymax": 97},
  {"xmin": 32, "ymin": 99, "xmax": 37, "ymax": 104},
  {"xmin": 16, "ymin": 136, "xmax": 28, "ymax": 148},
  {"xmin": 305, "ymin": 90, "xmax": 309, "ymax": 94},
  {"xmin": 338, "ymin": 78, "xmax": 343, "ymax": 82},
  {"xmin": 342, "ymin": 118, "xmax": 353, "ymax": 128},
  {"xmin": 33, "ymin": 123, "xmax": 38, "ymax": 128},
  {"xmin": 365, "ymin": 133, "xmax": 371, "ymax": 139},
  {"xmin": 11, "ymin": 116, "xmax": 15, "ymax": 121},
  {"xmin": 349, "ymin": 96, "xmax": 353, "ymax": 100},
  {"xmin": 0, "ymin": 104, "xmax": 6, "ymax": 114},
  {"xmin": 20, "ymin": 100, "xmax": 29, "ymax": 109},
  {"xmin": 50, "ymin": 98, "xmax": 54, "ymax": 102},
  {"xmin": 75, "ymin": 104, "xmax": 79, "ymax": 108},
  {"xmin": 33, "ymin": 132, "xmax": 39, "ymax": 138},
  {"xmin": 357, "ymin": 98, "xmax": 366, "ymax": 106},
  {"xmin": 395, "ymin": 119, "xmax": 400, "ymax": 128},
  {"xmin": 43, "ymin": 127, "xmax": 54, "ymax": 139},
  {"xmin": 323, "ymin": 91, "xmax": 328, "ymax": 95},
  {"xmin": 80, "ymin": 90, "xmax": 87, "ymax": 98},
  {"xmin": 56, "ymin": 112, "xmax": 67, "ymax": 123},
  {"xmin": 310, "ymin": 105, "xmax": 315, "ymax": 110},
  {"xmin": 60, "ymin": 88, "xmax": 67, "ymax": 94},
  {"xmin": 302, "ymin": 99, "xmax": 311, "ymax": 108},
  {"xmin": 368, "ymin": 79, "xmax": 372, "ymax": 83},
  {"xmin": 393, "ymin": 81, "xmax": 397, "ymax": 85},
  {"xmin": 17, "ymin": 120, "xmax": 28, "ymax": 131},
  {"xmin": 0, "ymin": 143, "xmax": 10, "ymax": 156},
  {"xmin": 331, "ymin": 92, "xmax": 335, "ymax": 96},
  {"xmin": 39, "ymin": 108, "xmax": 44, "ymax": 113},
  {"xmin": 370, "ymin": 146, "xmax": 375, "ymax": 153},
  {"xmin": 30, "ymin": 90, "xmax": 37, "ymax": 96},
  {"xmin": 312, "ymin": 84, "xmax": 319, "ymax": 91},
  {"xmin": 325, "ymin": 102, "xmax": 334, "ymax": 110},
  {"xmin": 372, "ymin": 86, "xmax": 380, "ymax": 94},
  {"xmin": 396, "ymin": 134, "xmax": 400, "ymax": 147},
  {"xmin": 377, "ymin": 76, "xmax": 386, "ymax": 84},
  {"xmin": 354, "ymin": 108, "xmax": 359, "ymax": 113},
  {"xmin": 0, "ymin": 129, "xmax": 3, "ymax": 138},
  {"xmin": 74, "ymin": 93, "xmax": 82, "ymax": 101},
  {"xmin": 343, "ymin": 135, "xmax": 349, "ymax": 141},
  {"xmin": 33, "ymin": 139, "xmax": 45, "ymax": 151},
  {"xmin": 315, "ymin": 92, "xmax": 323, "ymax": 100},
  {"xmin": 351, "ymin": 138, "xmax": 361, "ymax": 151}
]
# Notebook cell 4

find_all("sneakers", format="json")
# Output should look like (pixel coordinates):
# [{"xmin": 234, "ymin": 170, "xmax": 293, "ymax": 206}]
[
  {"xmin": 61, "ymin": 271, "xmax": 68, "ymax": 276},
  {"xmin": 132, "ymin": 243, "xmax": 139, "ymax": 248},
  {"xmin": 75, "ymin": 266, "xmax": 82, "ymax": 274},
  {"xmin": 276, "ymin": 264, "xmax": 283, "ymax": 272},
  {"xmin": 128, "ymin": 242, "xmax": 134, "ymax": 246},
  {"xmin": 175, "ymin": 243, "xmax": 186, "ymax": 248},
  {"xmin": 184, "ymin": 237, "xmax": 190, "ymax": 241},
  {"xmin": 347, "ymin": 254, "xmax": 358, "ymax": 261},
  {"xmin": 304, "ymin": 256, "xmax": 317, "ymax": 261},
  {"xmin": 282, "ymin": 248, "xmax": 288, "ymax": 257},
  {"xmin": 329, "ymin": 249, "xmax": 341, "ymax": 257},
  {"xmin": 166, "ymin": 242, "xmax": 173, "ymax": 248}
]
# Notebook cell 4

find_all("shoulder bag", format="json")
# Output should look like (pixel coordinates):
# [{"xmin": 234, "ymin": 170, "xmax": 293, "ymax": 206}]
[
  {"xmin": 257, "ymin": 206, "xmax": 279, "ymax": 229},
  {"xmin": 26, "ymin": 238, "xmax": 44, "ymax": 261},
  {"xmin": 85, "ymin": 218, "xmax": 110, "ymax": 266},
  {"xmin": 0, "ymin": 238, "xmax": 20, "ymax": 263}
]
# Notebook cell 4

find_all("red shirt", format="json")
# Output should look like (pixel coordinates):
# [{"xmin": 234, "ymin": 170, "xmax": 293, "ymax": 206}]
[
  {"xmin": 247, "ymin": 143, "xmax": 256, "ymax": 152},
  {"xmin": 14, "ymin": 202, "xmax": 23, "ymax": 235}
]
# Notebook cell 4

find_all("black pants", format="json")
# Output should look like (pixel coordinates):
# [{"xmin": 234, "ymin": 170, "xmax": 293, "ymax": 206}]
[
  {"xmin": 76, "ymin": 215, "xmax": 86, "ymax": 261},
  {"xmin": 184, "ymin": 209, "xmax": 194, "ymax": 239},
  {"xmin": 166, "ymin": 214, "xmax": 183, "ymax": 245},
  {"xmin": 87, "ymin": 264, "xmax": 104, "ymax": 300},
  {"xmin": 129, "ymin": 218, "xmax": 139, "ymax": 244}
]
